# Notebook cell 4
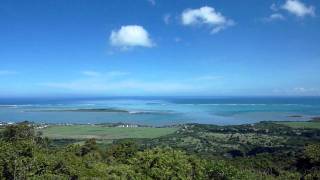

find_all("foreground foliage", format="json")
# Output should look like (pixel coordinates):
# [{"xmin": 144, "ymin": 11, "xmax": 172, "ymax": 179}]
[{"xmin": 0, "ymin": 122, "xmax": 319, "ymax": 179}]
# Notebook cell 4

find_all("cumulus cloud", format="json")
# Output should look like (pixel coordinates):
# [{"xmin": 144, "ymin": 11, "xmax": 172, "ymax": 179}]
[
  {"xmin": 263, "ymin": 0, "xmax": 314, "ymax": 23},
  {"xmin": 181, "ymin": 6, "xmax": 234, "ymax": 34},
  {"xmin": 263, "ymin": 13, "xmax": 286, "ymax": 22},
  {"xmin": 282, "ymin": 0, "xmax": 315, "ymax": 17},
  {"xmin": 270, "ymin": 13, "xmax": 285, "ymax": 20},
  {"xmin": 110, "ymin": 25, "xmax": 153, "ymax": 48}
]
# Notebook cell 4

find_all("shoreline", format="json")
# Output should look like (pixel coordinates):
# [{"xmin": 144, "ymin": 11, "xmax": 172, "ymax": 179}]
[{"xmin": 1, "ymin": 118, "xmax": 319, "ymax": 129}]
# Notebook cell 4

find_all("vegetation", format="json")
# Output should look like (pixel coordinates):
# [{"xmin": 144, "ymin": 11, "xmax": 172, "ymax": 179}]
[
  {"xmin": 0, "ymin": 121, "xmax": 319, "ymax": 179},
  {"xmin": 40, "ymin": 125, "xmax": 178, "ymax": 139},
  {"xmin": 276, "ymin": 121, "xmax": 320, "ymax": 129}
]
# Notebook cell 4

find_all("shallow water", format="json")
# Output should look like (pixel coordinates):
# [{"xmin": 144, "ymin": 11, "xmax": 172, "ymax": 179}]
[{"xmin": 0, "ymin": 97, "xmax": 319, "ymax": 126}]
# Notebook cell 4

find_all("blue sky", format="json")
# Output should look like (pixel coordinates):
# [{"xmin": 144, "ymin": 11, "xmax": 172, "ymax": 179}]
[{"xmin": 0, "ymin": 0, "xmax": 319, "ymax": 97}]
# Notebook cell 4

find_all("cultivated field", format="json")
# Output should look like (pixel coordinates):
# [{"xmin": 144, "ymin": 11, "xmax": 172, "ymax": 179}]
[{"xmin": 39, "ymin": 125, "xmax": 178, "ymax": 139}]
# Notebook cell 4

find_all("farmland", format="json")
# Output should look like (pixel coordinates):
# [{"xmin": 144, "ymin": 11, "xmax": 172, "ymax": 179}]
[{"xmin": 39, "ymin": 125, "xmax": 178, "ymax": 140}]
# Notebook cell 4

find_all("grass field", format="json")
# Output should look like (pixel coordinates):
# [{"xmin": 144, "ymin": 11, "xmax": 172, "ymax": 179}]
[
  {"xmin": 276, "ymin": 121, "xmax": 320, "ymax": 129},
  {"xmin": 39, "ymin": 125, "xmax": 178, "ymax": 140}
]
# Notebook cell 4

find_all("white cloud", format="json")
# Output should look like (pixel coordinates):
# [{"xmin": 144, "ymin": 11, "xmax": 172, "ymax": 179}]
[
  {"xmin": 282, "ymin": 0, "xmax": 315, "ymax": 17},
  {"xmin": 263, "ymin": 13, "xmax": 286, "ymax": 22},
  {"xmin": 0, "ymin": 70, "xmax": 17, "ymax": 75},
  {"xmin": 163, "ymin": 13, "xmax": 171, "ymax": 24},
  {"xmin": 270, "ymin": 13, "xmax": 285, "ymax": 20},
  {"xmin": 181, "ymin": 6, "xmax": 234, "ymax": 34},
  {"xmin": 110, "ymin": 25, "xmax": 153, "ymax": 48},
  {"xmin": 263, "ymin": 0, "xmax": 314, "ymax": 23},
  {"xmin": 82, "ymin": 70, "xmax": 129, "ymax": 78}
]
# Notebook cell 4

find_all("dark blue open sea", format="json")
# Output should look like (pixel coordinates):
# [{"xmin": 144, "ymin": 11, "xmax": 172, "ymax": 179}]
[{"xmin": 0, "ymin": 97, "xmax": 320, "ymax": 126}]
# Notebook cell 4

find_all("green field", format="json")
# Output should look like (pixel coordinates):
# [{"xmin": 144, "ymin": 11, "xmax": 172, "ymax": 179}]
[
  {"xmin": 276, "ymin": 121, "xmax": 320, "ymax": 129},
  {"xmin": 40, "ymin": 125, "xmax": 178, "ymax": 139}
]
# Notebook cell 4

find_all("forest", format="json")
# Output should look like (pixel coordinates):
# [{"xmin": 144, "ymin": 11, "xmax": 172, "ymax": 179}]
[{"xmin": 0, "ymin": 121, "xmax": 319, "ymax": 179}]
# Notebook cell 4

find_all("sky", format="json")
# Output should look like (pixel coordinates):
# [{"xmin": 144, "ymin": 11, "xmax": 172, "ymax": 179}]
[{"xmin": 0, "ymin": 0, "xmax": 320, "ymax": 97}]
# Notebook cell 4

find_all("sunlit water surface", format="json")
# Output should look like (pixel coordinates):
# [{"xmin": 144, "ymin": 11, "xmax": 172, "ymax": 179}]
[{"xmin": 0, "ymin": 97, "xmax": 320, "ymax": 126}]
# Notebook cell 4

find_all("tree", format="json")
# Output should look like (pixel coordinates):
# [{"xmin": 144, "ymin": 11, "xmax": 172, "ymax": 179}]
[
  {"xmin": 2, "ymin": 122, "xmax": 35, "ymax": 142},
  {"xmin": 305, "ymin": 144, "xmax": 320, "ymax": 163},
  {"xmin": 129, "ymin": 148, "xmax": 206, "ymax": 179},
  {"xmin": 106, "ymin": 140, "xmax": 138, "ymax": 163},
  {"xmin": 79, "ymin": 138, "xmax": 98, "ymax": 156}
]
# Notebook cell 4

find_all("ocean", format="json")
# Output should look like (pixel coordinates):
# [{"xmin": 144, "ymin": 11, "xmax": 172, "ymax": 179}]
[{"xmin": 0, "ymin": 97, "xmax": 320, "ymax": 126}]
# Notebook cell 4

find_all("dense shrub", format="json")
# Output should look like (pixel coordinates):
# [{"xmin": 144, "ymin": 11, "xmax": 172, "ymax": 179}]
[{"xmin": 0, "ymin": 123, "xmax": 318, "ymax": 179}]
